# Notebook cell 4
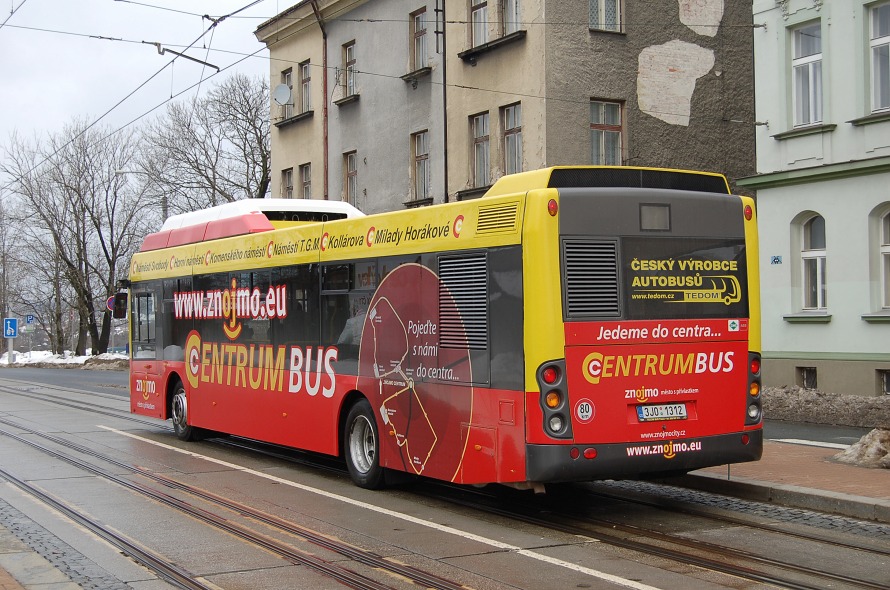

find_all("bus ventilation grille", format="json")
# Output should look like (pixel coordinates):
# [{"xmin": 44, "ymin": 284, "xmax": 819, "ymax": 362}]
[
  {"xmin": 438, "ymin": 254, "xmax": 489, "ymax": 349},
  {"xmin": 476, "ymin": 202, "xmax": 520, "ymax": 234},
  {"xmin": 563, "ymin": 240, "xmax": 621, "ymax": 318},
  {"xmin": 547, "ymin": 168, "xmax": 729, "ymax": 195}
]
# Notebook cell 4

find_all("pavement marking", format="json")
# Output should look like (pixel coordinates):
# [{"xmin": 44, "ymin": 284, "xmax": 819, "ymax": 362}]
[
  {"xmin": 101, "ymin": 426, "xmax": 663, "ymax": 590},
  {"xmin": 770, "ymin": 438, "xmax": 850, "ymax": 450}
]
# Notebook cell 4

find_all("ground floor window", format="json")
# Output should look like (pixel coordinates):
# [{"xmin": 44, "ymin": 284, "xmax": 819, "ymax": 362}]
[{"xmin": 797, "ymin": 366, "xmax": 817, "ymax": 389}]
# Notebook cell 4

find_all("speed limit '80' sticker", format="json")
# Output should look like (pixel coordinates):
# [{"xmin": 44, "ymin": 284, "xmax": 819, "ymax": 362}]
[{"xmin": 575, "ymin": 399, "xmax": 595, "ymax": 423}]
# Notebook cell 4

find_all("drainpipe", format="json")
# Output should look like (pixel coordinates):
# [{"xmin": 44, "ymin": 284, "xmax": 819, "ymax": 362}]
[
  {"xmin": 310, "ymin": 0, "xmax": 329, "ymax": 200},
  {"xmin": 440, "ymin": 0, "xmax": 448, "ymax": 202}
]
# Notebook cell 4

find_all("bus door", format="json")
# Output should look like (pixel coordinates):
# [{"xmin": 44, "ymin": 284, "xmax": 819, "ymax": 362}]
[{"xmin": 130, "ymin": 286, "xmax": 164, "ymax": 418}]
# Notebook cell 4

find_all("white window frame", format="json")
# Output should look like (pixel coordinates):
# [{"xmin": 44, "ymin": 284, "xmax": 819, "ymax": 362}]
[
  {"xmin": 413, "ymin": 131, "xmax": 430, "ymax": 201},
  {"xmin": 503, "ymin": 0, "xmax": 520, "ymax": 35},
  {"xmin": 282, "ymin": 167, "xmax": 294, "ymax": 199},
  {"xmin": 590, "ymin": 100, "xmax": 623, "ymax": 165},
  {"xmin": 412, "ymin": 8, "xmax": 428, "ymax": 71},
  {"xmin": 281, "ymin": 69, "xmax": 294, "ymax": 119},
  {"xmin": 344, "ymin": 152, "xmax": 357, "ymax": 205},
  {"xmin": 871, "ymin": 2, "xmax": 890, "ymax": 112},
  {"xmin": 299, "ymin": 61, "xmax": 312, "ymax": 113},
  {"xmin": 589, "ymin": 0, "xmax": 620, "ymax": 33},
  {"xmin": 792, "ymin": 22, "xmax": 823, "ymax": 127},
  {"xmin": 344, "ymin": 42, "xmax": 357, "ymax": 96},
  {"xmin": 801, "ymin": 215, "xmax": 827, "ymax": 310},
  {"xmin": 471, "ymin": 1, "xmax": 488, "ymax": 47},
  {"xmin": 472, "ymin": 112, "xmax": 490, "ymax": 188},
  {"xmin": 881, "ymin": 211, "xmax": 890, "ymax": 308},
  {"xmin": 503, "ymin": 103, "xmax": 522, "ymax": 175},
  {"xmin": 299, "ymin": 163, "xmax": 311, "ymax": 199}
]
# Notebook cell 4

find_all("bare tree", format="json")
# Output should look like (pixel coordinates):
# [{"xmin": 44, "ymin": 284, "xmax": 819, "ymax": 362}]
[
  {"xmin": 142, "ymin": 73, "xmax": 271, "ymax": 215},
  {"xmin": 1, "ymin": 123, "xmax": 153, "ymax": 355}
]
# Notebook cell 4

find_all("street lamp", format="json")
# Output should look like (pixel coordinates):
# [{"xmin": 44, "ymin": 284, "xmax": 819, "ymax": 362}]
[{"xmin": 115, "ymin": 170, "xmax": 168, "ymax": 220}]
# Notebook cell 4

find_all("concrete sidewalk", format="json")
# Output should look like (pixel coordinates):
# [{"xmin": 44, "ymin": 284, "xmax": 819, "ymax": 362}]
[{"xmin": 680, "ymin": 439, "xmax": 890, "ymax": 523}]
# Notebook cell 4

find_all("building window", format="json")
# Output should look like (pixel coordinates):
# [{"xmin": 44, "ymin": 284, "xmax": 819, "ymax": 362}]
[
  {"xmin": 797, "ymin": 367, "xmax": 817, "ymax": 390},
  {"xmin": 300, "ymin": 163, "xmax": 311, "ymax": 199},
  {"xmin": 299, "ymin": 61, "xmax": 311, "ymax": 113},
  {"xmin": 880, "ymin": 370, "xmax": 890, "ymax": 395},
  {"xmin": 801, "ymin": 215, "xmax": 827, "ymax": 310},
  {"xmin": 412, "ymin": 8, "xmax": 427, "ymax": 71},
  {"xmin": 281, "ymin": 69, "xmax": 294, "ymax": 119},
  {"xmin": 413, "ymin": 131, "xmax": 430, "ymax": 201},
  {"xmin": 472, "ymin": 112, "xmax": 490, "ymax": 187},
  {"xmin": 590, "ymin": 100, "xmax": 622, "ymax": 165},
  {"xmin": 344, "ymin": 152, "xmax": 357, "ymax": 205},
  {"xmin": 792, "ymin": 22, "xmax": 822, "ymax": 127},
  {"xmin": 589, "ymin": 0, "xmax": 620, "ymax": 32},
  {"xmin": 503, "ymin": 103, "xmax": 522, "ymax": 175},
  {"xmin": 871, "ymin": 2, "xmax": 890, "ymax": 112},
  {"xmin": 882, "ymin": 211, "xmax": 890, "ymax": 308},
  {"xmin": 503, "ymin": 0, "xmax": 520, "ymax": 35},
  {"xmin": 471, "ymin": 1, "xmax": 488, "ymax": 47},
  {"xmin": 343, "ymin": 41, "xmax": 357, "ymax": 96},
  {"xmin": 282, "ymin": 168, "xmax": 294, "ymax": 199}
]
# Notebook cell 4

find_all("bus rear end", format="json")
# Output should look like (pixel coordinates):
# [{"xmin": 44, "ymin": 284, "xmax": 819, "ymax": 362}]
[{"xmin": 525, "ymin": 169, "xmax": 762, "ymax": 482}]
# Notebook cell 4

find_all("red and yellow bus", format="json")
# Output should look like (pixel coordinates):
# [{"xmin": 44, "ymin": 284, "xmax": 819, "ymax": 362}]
[{"xmin": 117, "ymin": 166, "xmax": 762, "ymax": 490}]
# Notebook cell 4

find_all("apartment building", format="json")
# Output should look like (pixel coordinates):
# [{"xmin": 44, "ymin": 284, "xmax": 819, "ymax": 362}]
[
  {"xmin": 255, "ymin": 0, "xmax": 755, "ymax": 210},
  {"xmin": 739, "ymin": 0, "xmax": 890, "ymax": 396}
]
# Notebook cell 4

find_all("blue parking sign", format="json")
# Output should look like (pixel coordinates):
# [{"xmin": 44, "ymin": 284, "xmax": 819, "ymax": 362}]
[
  {"xmin": 26, "ymin": 315, "xmax": 34, "ymax": 324},
  {"xmin": 4, "ymin": 318, "xmax": 18, "ymax": 338}
]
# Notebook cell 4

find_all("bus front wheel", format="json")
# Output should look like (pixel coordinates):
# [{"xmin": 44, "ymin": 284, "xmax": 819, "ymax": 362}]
[
  {"xmin": 344, "ymin": 399, "xmax": 385, "ymax": 489},
  {"xmin": 171, "ymin": 381, "xmax": 200, "ymax": 442}
]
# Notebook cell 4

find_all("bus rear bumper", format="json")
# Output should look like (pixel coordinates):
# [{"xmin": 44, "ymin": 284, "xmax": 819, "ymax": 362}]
[{"xmin": 526, "ymin": 430, "xmax": 763, "ymax": 483}]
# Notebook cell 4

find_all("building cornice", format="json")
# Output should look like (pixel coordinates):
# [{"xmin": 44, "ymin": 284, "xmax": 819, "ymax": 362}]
[
  {"xmin": 736, "ymin": 155, "xmax": 890, "ymax": 190},
  {"xmin": 255, "ymin": 0, "xmax": 370, "ymax": 41}
]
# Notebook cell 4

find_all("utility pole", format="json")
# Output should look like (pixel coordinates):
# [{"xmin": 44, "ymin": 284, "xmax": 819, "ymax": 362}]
[{"xmin": 0, "ymin": 197, "xmax": 12, "ymax": 363}]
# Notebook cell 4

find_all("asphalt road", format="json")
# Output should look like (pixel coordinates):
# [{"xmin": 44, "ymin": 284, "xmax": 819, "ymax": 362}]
[{"xmin": 0, "ymin": 366, "xmax": 872, "ymax": 446}]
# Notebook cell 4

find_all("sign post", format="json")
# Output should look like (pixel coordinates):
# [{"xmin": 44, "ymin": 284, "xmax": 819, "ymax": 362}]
[{"xmin": 3, "ymin": 318, "xmax": 18, "ymax": 364}]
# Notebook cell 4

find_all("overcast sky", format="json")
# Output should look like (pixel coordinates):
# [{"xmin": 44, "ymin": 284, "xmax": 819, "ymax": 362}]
[{"xmin": 0, "ymin": 0, "xmax": 276, "ymax": 144}]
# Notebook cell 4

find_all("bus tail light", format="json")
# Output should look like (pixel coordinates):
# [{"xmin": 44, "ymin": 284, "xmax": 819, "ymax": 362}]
[
  {"xmin": 570, "ymin": 447, "xmax": 598, "ymax": 460},
  {"xmin": 745, "ymin": 352, "xmax": 763, "ymax": 425},
  {"xmin": 545, "ymin": 390, "xmax": 561, "ymax": 408},
  {"xmin": 542, "ymin": 366, "xmax": 559, "ymax": 385},
  {"xmin": 744, "ymin": 204, "xmax": 754, "ymax": 221},
  {"xmin": 547, "ymin": 199, "xmax": 559, "ymax": 216},
  {"xmin": 747, "ymin": 403, "xmax": 761, "ymax": 420},
  {"xmin": 536, "ymin": 360, "xmax": 573, "ymax": 440}
]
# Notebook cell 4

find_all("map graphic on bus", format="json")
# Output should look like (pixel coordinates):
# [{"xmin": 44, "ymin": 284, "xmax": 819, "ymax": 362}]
[{"xmin": 357, "ymin": 263, "xmax": 474, "ymax": 481}]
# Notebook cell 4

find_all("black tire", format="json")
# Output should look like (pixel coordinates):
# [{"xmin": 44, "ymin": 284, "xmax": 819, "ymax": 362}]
[
  {"xmin": 170, "ymin": 381, "xmax": 201, "ymax": 441},
  {"xmin": 344, "ymin": 399, "xmax": 385, "ymax": 489}
]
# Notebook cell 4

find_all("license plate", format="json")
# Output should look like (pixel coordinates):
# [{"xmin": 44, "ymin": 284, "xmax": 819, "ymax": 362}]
[{"xmin": 637, "ymin": 403, "xmax": 687, "ymax": 422}]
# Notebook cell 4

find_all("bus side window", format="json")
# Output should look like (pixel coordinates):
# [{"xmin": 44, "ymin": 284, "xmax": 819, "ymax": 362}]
[
  {"xmin": 131, "ymin": 292, "xmax": 157, "ymax": 359},
  {"xmin": 273, "ymin": 265, "xmax": 319, "ymax": 346}
]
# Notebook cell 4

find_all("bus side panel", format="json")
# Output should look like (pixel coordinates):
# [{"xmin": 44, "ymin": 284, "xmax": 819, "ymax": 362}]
[
  {"xmin": 180, "ymin": 338, "xmax": 347, "ymax": 456},
  {"xmin": 130, "ymin": 359, "xmax": 165, "ymax": 419},
  {"xmin": 352, "ymin": 258, "xmax": 528, "ymax": 485}
]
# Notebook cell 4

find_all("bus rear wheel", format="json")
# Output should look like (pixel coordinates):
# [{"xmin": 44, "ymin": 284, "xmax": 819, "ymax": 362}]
[
  {"xmin": 171, "ymin": 381, "xmax": 200, "ymax": 442},
  {"xmin": 344, "ymin": 399, "xmax": 384, "ymax": 489}
]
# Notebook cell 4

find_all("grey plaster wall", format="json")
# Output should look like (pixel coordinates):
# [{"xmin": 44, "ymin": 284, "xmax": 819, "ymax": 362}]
[{"xmin": 326, "ymin": 0, "xmax": 445, "ymax": 214}]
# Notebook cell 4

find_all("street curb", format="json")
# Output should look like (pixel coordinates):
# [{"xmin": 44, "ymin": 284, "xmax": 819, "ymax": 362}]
[{"xmin": 667, "ymin": 472, "xmax": 890, "ymax": 524}]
